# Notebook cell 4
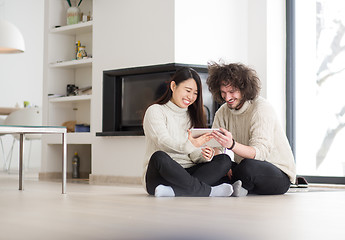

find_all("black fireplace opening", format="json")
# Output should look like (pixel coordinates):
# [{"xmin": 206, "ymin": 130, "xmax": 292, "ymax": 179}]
[{"xmin": 96, "ymin": 63, "xmax": 218, "ymax": 136}]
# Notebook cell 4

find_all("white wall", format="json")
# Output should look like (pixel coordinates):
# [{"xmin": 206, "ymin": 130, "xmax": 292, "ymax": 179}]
[
  {"xmin": 0, "ymin": 0, "xmax": 44, "ymax": 172},
  {"xmin": 176, "ymin": 0, "xmax": 287, "ymax": 126},
  {"xmin": 174, "ymin": 0, "xmax": 248, "ymax": 65},
  {"xmin": 247, "ymin": 0, "xmax": 286, "ymax": 127},
  {"xmin": 265, "ymin": 0, "xmax": 286, "ymax": 128},
  {"xmin": 92, "ymin": 0, "xmax": 175, "ymax": 177},
  {"xmin": 0, "ymin": 0, "xmax": 44, "ymax": 108}
]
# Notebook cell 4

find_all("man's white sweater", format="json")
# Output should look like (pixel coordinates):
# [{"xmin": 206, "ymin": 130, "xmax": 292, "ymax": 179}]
[{"xmin": 212, "ymin": 96, "xmax": 296, "ymax": 183}]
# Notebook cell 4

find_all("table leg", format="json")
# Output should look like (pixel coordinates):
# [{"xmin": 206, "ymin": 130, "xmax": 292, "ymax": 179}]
[
  {"xmin": 19, "ymin": 134, "xmax": 24, "ymax": 190},
  {"xmin": 62, "ymin": 132, "xmax": 67, "ymax": 194}
]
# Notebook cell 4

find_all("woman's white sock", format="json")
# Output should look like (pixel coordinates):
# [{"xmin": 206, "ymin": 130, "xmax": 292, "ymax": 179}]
[
  {"xmin": 231, "ymin": 180, "xmax": 248, "ymax": 197},
  {"xmin": 154, "ymin": 185, "xmax": 175, "ymax": 197},
  {"xmin": 210, "ymin": 183, "xmax": 233, "ymax": 197}
]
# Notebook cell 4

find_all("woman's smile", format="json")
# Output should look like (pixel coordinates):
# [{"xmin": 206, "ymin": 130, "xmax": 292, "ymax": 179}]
[{"xmin": 170, "ymin": 78, "xmax": 198, "ymax": 109}]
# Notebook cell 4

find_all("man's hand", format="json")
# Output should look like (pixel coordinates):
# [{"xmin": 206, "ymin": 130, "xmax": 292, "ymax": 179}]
[{"xmin": 211, "ymin": 127, "xmax": 233, "ymax": 148}]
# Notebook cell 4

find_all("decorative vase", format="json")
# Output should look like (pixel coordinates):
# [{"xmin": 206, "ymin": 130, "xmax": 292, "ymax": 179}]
[
  {"xmin": 67, "ymin": 7, "xmax": 80, "ymax": 25},
  {"xmin": 77, "ymin": 46, "xmax": 87, "ymax": 60}
]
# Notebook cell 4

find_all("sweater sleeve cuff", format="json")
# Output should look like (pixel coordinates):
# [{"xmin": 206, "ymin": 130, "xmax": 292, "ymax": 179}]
[
  {"xmin": 253, "ymin": 146, "xmax": 263, "ymax": 160},
  {"xmin": 189, "ymin": 148, "xmax": 203, "ymax": 163},
  {"xmin": 184, "ymin": 139, "xmax": 197, "ymax": 153}
]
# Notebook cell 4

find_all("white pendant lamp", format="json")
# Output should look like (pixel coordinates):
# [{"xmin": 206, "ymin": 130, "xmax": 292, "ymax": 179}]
[{"xmin": 0, "ymin": 20, "xmax": 25, "ymax": 53}]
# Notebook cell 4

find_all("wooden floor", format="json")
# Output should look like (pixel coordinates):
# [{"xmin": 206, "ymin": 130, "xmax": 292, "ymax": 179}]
[{"xmin": 1, "ymin": 173, "xmax": 345, "ymax": 240}]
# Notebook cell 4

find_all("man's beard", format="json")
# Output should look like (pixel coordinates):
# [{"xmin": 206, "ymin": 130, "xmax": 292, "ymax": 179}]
[{"xmin": 227, "ymin": 98, "xmax": 245, "ymax": 110}]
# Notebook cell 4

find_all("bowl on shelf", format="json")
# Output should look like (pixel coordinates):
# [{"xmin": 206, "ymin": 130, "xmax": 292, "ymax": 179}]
[{"xmin": 75, "ymin": 124, "xmax": 90, "ymax": 132}]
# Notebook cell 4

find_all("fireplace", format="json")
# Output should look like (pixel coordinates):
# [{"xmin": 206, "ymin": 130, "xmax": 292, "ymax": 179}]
[{"xmin": 96, "ymin": 63, "xmax": 218, "ymax": 136}]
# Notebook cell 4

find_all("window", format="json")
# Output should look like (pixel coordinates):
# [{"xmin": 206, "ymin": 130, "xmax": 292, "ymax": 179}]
[{"xmin": 287, "ymin": 0, "xmax": 345, "ymax": 183}]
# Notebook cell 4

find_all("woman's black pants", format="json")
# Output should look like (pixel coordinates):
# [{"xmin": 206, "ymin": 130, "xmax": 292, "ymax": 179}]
[{"xmin": 145, "ymin": 151, "xmax": 231, "ymax": 197}]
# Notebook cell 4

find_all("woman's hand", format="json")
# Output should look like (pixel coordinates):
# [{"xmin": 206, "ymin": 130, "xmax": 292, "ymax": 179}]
[
  {"xmin": 202, "ymin": 146, "xmax": 215, "ymax": 161},
  {"xmin": 211, "ymin": 128, "xmax": 233, "ymax": 149},
  {"xmin": 188, "ymin": 129, "xmax": 213, "ymax": 148}
]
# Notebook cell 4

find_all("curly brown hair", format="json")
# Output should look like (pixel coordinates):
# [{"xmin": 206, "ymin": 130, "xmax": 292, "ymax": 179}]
[{"xmin": 206, "ymin": 62, "xmax": 261, "ymax": 104}]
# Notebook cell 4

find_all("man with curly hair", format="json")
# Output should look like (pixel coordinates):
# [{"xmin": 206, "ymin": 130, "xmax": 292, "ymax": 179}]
[{"xmin": 206, "ymin": 62, "xmax": 296, "ymax": 196}]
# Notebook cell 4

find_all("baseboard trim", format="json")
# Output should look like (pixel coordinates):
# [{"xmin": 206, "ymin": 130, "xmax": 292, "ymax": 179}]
[
  {"xmin": 89, "ymin": 174, "xmax": 141, "ymax": 185},
  {"xmin": 39, "ymin": 172, "xmax": 90, "ymax": 180},
  {"xmin": 39, "ymin": 172, "xmax": 141, "ymax": 186},
  {"xmin": 39, "ymin": 172, "xmax": 62, "ymax": 180}
]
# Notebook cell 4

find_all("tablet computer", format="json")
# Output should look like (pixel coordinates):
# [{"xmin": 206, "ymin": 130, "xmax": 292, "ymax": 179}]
[{"xmin": 190, "ymin": 128, "xmax": 223, "ymax": 147}]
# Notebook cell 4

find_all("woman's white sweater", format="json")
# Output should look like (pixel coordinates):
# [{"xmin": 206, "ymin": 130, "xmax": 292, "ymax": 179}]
[{"xmin": 212, "ymin": 97, "xmax": 296, "ymax": 183}]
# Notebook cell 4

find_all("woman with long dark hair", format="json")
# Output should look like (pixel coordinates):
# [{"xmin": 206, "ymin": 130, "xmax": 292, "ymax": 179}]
[{"xmin": 143, "ymin": 67, "xmax": 233, "ymax": 197}]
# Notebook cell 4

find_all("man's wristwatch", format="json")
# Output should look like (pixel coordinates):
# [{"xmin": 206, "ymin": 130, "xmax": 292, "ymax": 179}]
[{"xmin": 227, "ymin": 139, "xmax": 236, "ymax": 150}]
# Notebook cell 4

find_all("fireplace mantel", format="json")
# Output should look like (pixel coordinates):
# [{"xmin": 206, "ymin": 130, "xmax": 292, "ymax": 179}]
[{"xmin": 96, "ymin": 63, "xmax": 214, "ymax": 137}]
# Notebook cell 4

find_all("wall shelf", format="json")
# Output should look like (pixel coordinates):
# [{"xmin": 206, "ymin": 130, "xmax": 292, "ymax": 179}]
[
  {"xmin": 49, "ymin": 95, "xmax": 91, "ymax": 103},
  {"xmin": 43, "ymin": 0, "xmax": 94, "ymax": 179},
  {"xmin": 50, "ymin": 21, "xmax": 93, "ymax": 35},
  {"xmin": 50, "ymin": 58, "xmax": 93, "ymax": 68},
  {"xmin": 44, "ymin": 132, "xmax": 93, "ymax": 144}
]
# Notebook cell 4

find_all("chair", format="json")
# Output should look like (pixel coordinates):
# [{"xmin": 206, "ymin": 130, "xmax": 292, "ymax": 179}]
[
  {"xmin": 0, "ymin": 117, "xmax": 7, "ymax": 170},
  {"xmin": 3, "ymin": 107, "xmax": 42, "ymax": 172}
]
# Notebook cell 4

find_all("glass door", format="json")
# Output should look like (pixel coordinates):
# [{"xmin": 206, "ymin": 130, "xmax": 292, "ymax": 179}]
[{"xmin": 293, "ymin": 0, "xmax": 345, "ymax": 182}]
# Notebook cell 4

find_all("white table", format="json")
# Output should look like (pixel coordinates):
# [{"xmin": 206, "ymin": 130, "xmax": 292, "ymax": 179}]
[
  {"xmin": 0, "ymin": 125, "xmax": 67, "ymax": 194},
  {"xmin": 0, "ymin": 107, "xmax": 21, "ymax": 115}
]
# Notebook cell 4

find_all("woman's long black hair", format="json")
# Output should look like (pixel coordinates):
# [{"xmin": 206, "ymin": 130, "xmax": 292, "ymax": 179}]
[{"xmin": 155, "ymin": 67, "xmax": 206, "ymax": 128}]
